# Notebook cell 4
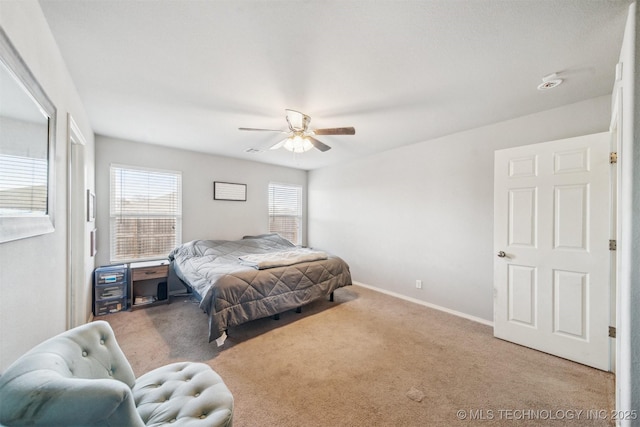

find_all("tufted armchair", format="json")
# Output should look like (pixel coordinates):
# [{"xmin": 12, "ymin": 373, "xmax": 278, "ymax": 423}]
[{"xmin": 0, "ymin": 321, "xmax": 233, "ymax": 426}]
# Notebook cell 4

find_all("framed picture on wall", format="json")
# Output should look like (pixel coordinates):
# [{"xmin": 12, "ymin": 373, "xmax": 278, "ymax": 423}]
[
  {"xmin": 213, "ymin": 181, "xmax": 247, "ymax": 201},
  {"xmin": 87, "ymin": 190, "xmax": 96, "ymax": 222}
]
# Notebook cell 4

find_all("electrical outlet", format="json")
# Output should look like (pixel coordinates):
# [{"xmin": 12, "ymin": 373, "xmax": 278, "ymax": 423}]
[{"xmin": 416, "ymin": 280, "xmax": 422, "ymax": 289}]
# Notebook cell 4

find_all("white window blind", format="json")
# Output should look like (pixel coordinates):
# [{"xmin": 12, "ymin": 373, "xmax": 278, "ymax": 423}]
[
  {"xmin": 0, "ymin": 154, "xmax": 48, "ymax": 215},
  {"xmin": 110, "ymin": 165, "xmax": 182, "ymax": 262},
  {"xmin": 268, "ymin": 182, "xmax": 302, "ymax": 245}
]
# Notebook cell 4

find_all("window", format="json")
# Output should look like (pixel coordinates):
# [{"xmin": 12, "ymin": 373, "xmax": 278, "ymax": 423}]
[
  {"xmin": 110, "ymin": 165, "xmax": 182, "ymax": 262},
  {"xmin": 268, "ymin": 182, "xmax": 302, "ymax": 245}
]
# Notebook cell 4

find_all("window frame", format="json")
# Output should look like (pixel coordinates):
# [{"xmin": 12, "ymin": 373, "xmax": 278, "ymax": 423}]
[{"xmin": 109, "ymin": 164, "xmax": 182, "ymax": 263}]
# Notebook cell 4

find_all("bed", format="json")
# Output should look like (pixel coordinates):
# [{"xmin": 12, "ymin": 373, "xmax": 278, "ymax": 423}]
[{"xmin": 168, "ymin": 233, "xmax": 352, "ymax": 344}]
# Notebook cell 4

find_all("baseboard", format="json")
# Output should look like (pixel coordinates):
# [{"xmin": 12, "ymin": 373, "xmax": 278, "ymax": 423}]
[{"xmin": 352, "ymin": 281, "xmax": 494, "ymax": 327}]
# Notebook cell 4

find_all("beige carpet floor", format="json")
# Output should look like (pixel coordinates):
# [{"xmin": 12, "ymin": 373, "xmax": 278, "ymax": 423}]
[{"xmin": 104, "ymin": 285, "xmax": 615, "ymax": 427}]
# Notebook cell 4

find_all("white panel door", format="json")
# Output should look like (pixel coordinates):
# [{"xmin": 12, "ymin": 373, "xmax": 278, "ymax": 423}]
[{"xmin": 494, "ymin": 132, "xmax": 610, "ymax": 370}]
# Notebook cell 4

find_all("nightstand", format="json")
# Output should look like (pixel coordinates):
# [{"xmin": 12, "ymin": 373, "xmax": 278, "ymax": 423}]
[{"xmin": 129, "ymin": 260, "xmax": 170, "ymax": 310}]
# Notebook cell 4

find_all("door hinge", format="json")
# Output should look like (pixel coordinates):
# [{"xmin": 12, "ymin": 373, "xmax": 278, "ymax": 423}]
[
  {"xmin": 610, "ymin": 152, "xmax": 618, "ymax": 164},
  {"xmin": 609, "ymin": 326, "xmax": 616, "ymax": 338},
  {"xmin": 609, "ymin": 239, "xmax": 617, "ymax": 251}
]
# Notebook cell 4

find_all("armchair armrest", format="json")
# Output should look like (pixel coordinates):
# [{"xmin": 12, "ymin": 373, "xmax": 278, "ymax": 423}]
[{"xmin": 0, "ymin": 372, "xmax": 145, "ymax": 427}]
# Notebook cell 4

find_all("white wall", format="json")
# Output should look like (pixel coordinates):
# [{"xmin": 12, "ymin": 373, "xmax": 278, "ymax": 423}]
[
  {"xmin": 94, "ymin": 136, "xmax": 307, "ymax": 291},
  {"xmin": 0, "ymin": 1, "xmax": 95, "ymax": 371},
  {"xmin": 308, "ymin": 95, "xmax": 611, "ymax": 322}
]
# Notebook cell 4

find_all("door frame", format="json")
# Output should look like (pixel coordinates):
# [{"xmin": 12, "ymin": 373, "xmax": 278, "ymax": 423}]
[
  {"xmin": 609, "ymin": 87, "xmax": 621, "ymax": 375},
  {"xmin": 66, "ymin": 114, "xmax": 87, "ymax": 329}
]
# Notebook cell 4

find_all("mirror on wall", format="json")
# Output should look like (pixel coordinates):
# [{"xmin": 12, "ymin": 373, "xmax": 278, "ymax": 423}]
[{"xmin": 0, "ymin": 28, "xmax": 56, "ymax": 243}]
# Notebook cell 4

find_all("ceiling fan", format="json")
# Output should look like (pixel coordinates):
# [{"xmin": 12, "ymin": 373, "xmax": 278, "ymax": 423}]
[{"xmin": 239, "ymin": 109, "xmax": 355, "ymax": 153}]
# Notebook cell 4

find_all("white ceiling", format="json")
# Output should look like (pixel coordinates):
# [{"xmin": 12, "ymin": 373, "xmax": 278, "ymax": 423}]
[{"xmin": 39, "ymin": 0, "xmax": 631, "ymax": 170}]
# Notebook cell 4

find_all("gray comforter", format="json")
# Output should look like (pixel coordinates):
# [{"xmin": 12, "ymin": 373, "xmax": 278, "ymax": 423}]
[{"xmin": 168, "ymin": 234, "xmax": 352, "ymax": 342}]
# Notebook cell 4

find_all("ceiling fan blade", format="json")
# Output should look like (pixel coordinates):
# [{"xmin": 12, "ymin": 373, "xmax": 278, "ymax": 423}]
[
  {"xmin": 238, "ymin": 127, "xmax": 286, "ymax": 132},
  {"xmin": 313, "ymin": 127, "xmax": 356, "ymax": 135},
  {"xmin": 308, "ymin": 136, "xmax": 331, "ymax": 152},
  {"xmin": 285, "ymin": 109, "xmax": 310, "ymax": 131},
  {"xmin": 269, "ymin": 139, "xmax": 287, "ymax": 150}
]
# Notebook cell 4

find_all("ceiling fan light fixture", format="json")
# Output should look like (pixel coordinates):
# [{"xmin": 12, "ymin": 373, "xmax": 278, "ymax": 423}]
[
  {"xmin": 240, "ymin": 109, "xmax": 355, "ymax": 153},
  {"xmin": 283, "ymin": 135, "xmax": 313, "ymax": 153}
]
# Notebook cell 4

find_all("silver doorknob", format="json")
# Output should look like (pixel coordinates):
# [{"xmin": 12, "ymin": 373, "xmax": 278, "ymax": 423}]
[{"xmin": 497, "ymin": 251, "xmax": 506, "ymax": 258}]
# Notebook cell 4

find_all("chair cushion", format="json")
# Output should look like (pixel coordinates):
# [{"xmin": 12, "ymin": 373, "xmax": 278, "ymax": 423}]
[{"xmin": 133, "ymin": 362, "xmax": 233, "ymax": 427}]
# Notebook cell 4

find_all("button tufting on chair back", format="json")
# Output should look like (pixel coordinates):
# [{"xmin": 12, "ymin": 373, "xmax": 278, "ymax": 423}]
[{"xmin": 0, "ymin": 321, "xmax": 233, "ymax": 427}]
